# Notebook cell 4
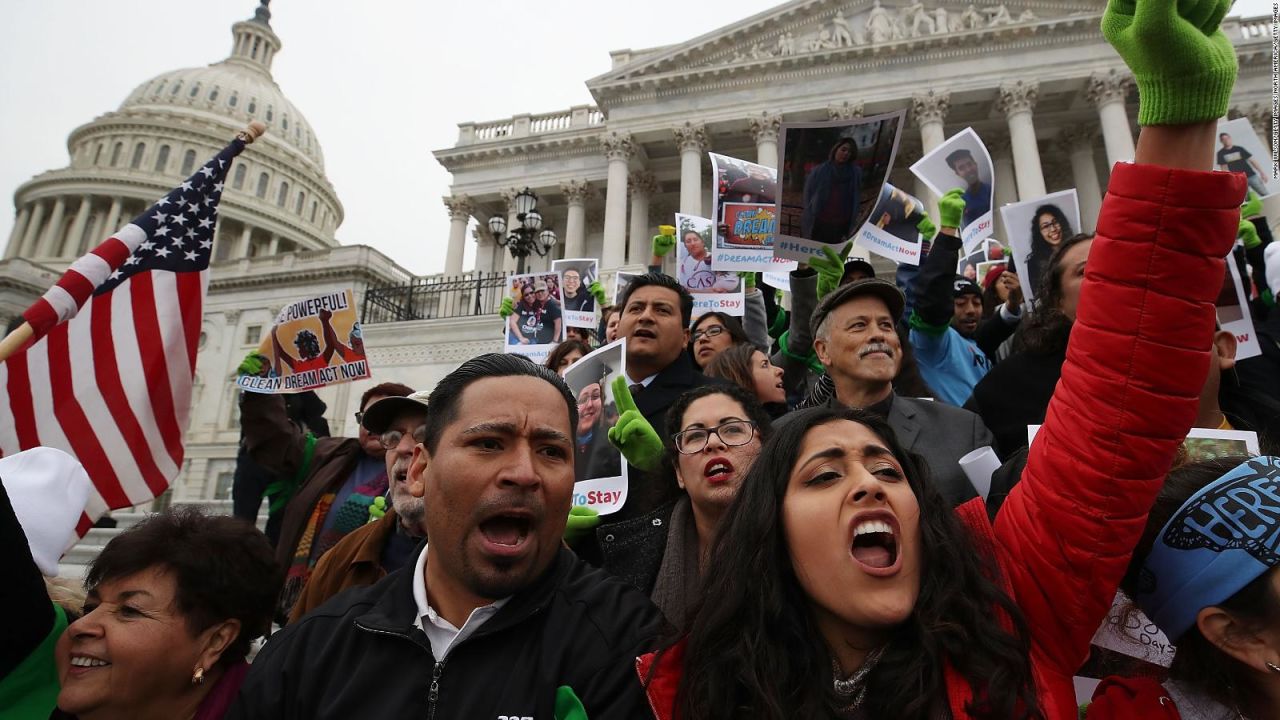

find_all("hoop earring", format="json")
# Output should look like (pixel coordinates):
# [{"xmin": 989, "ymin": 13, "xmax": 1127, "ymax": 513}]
[
  {"xmin": 1266, "ymin": 661, "xmax": 1280, "ymax": 674},
  {"xmin": 192, "ymin": 667, "xmax": 205, "ymax": 685}
]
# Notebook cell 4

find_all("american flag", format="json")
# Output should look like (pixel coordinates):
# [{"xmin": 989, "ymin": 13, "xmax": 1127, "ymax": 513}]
[{"xmin": 0, "ymin": 137, "xmax": 248, "ymax": 533}]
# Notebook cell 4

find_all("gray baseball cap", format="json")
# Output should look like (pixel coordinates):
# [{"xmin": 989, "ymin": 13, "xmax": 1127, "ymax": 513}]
[{"xmin": 809, "ymin": 278, "xmax": 906, "ymax": 338}]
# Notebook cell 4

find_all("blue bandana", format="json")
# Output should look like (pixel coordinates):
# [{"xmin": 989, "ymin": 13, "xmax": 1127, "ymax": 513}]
[{"xmin": 1136, "ymin": 456, "xmax": 1280, "ymax": 640}]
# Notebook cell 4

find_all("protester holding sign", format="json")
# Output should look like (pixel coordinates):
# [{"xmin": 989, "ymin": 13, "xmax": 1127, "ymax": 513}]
[{"xmin": 236, "ymin": 289, "xmax": 371, "ymax": 395}]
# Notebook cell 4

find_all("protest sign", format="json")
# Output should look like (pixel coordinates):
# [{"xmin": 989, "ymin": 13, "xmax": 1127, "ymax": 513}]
[
  {"xmin": 613, "ymin": 271, "xmax": 641, "ymax": 304},
  {"xmin": 709, "ymin": 153, "xmax": 796, "ymax": 274},
  {"xmin": 676, "ymin": 213, "xmax": 745, "ymax": 317},
  {"xmin": 762, "ymin": 271, "xmax": 791, "ymax": 292},
  {"xmin": 503, "ymin": 271, "xmax": 564, "ymax": 366},
  {"xmin": 1001, "ymin": 189, "xmax": 1081, "ymax": 303},
  {"xmin": 563, "ymin": 339, "xmax": 628, "ymax": 515},
  {"xmin": 236, "ymin": 288, "xmax": 371, "ymax": 394},
  {"xmin": 552, "ymin": 258, "xmax": 600, "ymax": 329},
  {"xmin": 1215, "ymin": 117, "xmax": 1274, "ymax": 198},
  {"xmin": 854, "ymin": 182, "xmax": 928, "ymax": 266},
  {"xmin": 1218, "ymin": 251, "xmax": 1263, "ymax": 360},
  {"xmin": 911, "ymin": 127, "xmax": 995, "ymax": 254},
  {"xmin": 957, "ymin": 239, "xmax": 1007, "ymax": 280},
  {"xmin": 775, "ymin": 112, "xmax": 905, "ymax": 263}
]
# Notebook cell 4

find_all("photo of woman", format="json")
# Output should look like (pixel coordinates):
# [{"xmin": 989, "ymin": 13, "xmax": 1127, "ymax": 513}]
[
  {"xmin": 1024, "ymin": 204, "xmax": 1074, "ymax": 291},
  {"xmin": 801, "ymin": 137, "xmax": 863, "ymax": 244}
]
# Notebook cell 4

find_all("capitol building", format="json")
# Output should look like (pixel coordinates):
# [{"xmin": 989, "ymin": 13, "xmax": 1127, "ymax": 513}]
[{"xmin": 0, "ymin": 0, "xmax": 1274, "ymax": 506}]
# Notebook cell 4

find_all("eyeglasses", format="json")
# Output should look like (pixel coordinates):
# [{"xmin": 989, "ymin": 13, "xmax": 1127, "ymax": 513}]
[
  {"xmin": 673, "ymin": 420, "xmax": 757, "ymax": 454},
  {"xmin": 1038, "ymin": 219, "xmax": 1061, "ymax": 231},
  {"xmin": 380, "ymin": 424, "xmax": 427, "ymax": 450},
  {"xmin": 691, "ymin": 325, "xmax": 726, "ymax": 343},
  {"xmin": 354, "ymin": 411, "xmax": 364, "ymax": 424}
]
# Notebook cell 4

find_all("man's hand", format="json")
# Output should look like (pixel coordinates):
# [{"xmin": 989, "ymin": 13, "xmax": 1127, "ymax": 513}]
[
  {"xmin": 499, "ymin": 296, "xmax": 514, "ymax": 319},
  {"xmin": 939, "ymin": 189, "xmax": 966, "ymax": 230},
  {"xmin": 652, "ymin": 232, "xmax": 676, "ymax": 259},
  {"xmin": 1101, "ymin": 0, "xmax": 1236, "ymax": 126},
  {"xmin": 810, "ymin": 242, "xmax": 852, "ymax": 298},
  {"xmin": 1242, "ymin": 190, "xmax": 1264, "ymax": 219},
  {"xmin": 916, "ymin": 213, "xmax": 937, "ymax": 239},
  {"xmin": 1000, "ymin": 272, "xmax": 1024, "ymax": 311},
  {"xmin": 563, "ymin": 506, "xmax": 600, "ymax": 545},
  {"xmin": 606, "ymin": 376, "xmax": 664, "ymax": 472},
  {"xmin": 587, "ymin": 281, "xmax": 607, "ymax": 305}
]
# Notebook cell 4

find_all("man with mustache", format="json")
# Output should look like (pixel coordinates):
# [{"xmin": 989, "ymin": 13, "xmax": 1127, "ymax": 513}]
[
  {"xmin": 230, "ymin": 354, "xmax": 664, "ymax": 719},
  {"xmin": 286, "ymin": 390, "xmax": 430, "ymax": 622},
  {"xmin": 806, "ymin": 277, "xmax": 995, "ymax": 505}
]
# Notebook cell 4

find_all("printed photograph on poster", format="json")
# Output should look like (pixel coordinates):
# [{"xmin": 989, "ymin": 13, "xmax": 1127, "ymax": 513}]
[
  {"xmin": 563, "ymin": 339, "xmax": 628, "ymax": 515},
  {"xmin": 503, "ymin": 271, "xmax": 564, "ymax": 365},
  {"xmin": 710, "ymin": 153, "xmax": 778, "ymax": 271},
  {"xmin": 1215, "ymin": 117, "xmax": 1274, "ymax": 197},
  {"xmin": 236, "ymin": 288, "xmax": 371, "ymax": 394},
  {"xmin": 613, "ymin": 271, "xmax": 641, "ymax": 304},
  {"xmin": 910, "ymin": 127, "xmax": 995, "ymax": 253},
  {"xmin": 775, "ymin": 111, "xmax": 905, "ymax": 263},
  {"xmin": 552, "ymin": 258, "xmax": 599, "ymax": 329},
  {"xmin": 676, "ymin": 213, "xmax": 745, "ymax": 317},
  {"xmin": 1217, "ymin": 251, "xmax": 1262, "ymax": 360},
  {"xmin": 854, "ymin": 182, "xmax": 929, "ymax": 266},
  {"xmin": 1001, "ymin": 189, "xmax": 1081, "ymax": 302},
  {"xmin": 1028, "ymin": 425, "xmax": 1259, "ymax": 461},
  {"xmin": 956, "ymin": 239, "xmax": 1007, "ymax": 281}
]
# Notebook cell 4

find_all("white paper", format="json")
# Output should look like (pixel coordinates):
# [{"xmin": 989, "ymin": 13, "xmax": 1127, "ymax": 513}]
[
  {"xmin": 958, "ymin": 446, "xmax": 1000, "ymax": 501},
  {"xmin": 1000, "ymin": 189, "xmax": 1081, "ymax": 303},
  {"xmin": 552, "ymin": 258, "xmax": 601, "ymax": 329},
  {"xmin": 1219, "ymin": 250, "xmax": 1263, "ymax": 360},
  {"xmin": 910, "ymin": 127, "xmax": 995, "ymax": 254},
  {"xmin": 854, "ymin": 182, "xmax": 928, "ymax": 266},
  {"xmin": 503, "ymin": 271, "xmax": 565, "ymax": 362},
  {"xmin": 563, "ymin": 338, "xmax": 629, "ymax": 515},
  {"xmin": 675, "ymin": 213, "xmax": 745, "ymax": 317}
]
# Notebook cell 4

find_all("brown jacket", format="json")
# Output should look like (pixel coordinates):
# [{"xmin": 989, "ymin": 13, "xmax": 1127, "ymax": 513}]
[{"xmin": 288, "ymin": 507, "xmax": 400, "ymax": 623}]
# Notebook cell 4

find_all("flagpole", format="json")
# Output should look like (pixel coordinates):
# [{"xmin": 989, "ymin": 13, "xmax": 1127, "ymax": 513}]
[{"xmin": 0, "ymin": 121, "xmax": 266, "ymax": 366}]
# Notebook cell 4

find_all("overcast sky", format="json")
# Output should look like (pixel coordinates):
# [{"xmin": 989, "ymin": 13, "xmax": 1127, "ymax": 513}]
[{"xmin": 0, "ymin": 0, "xmax": 1270, "ymax": 276}]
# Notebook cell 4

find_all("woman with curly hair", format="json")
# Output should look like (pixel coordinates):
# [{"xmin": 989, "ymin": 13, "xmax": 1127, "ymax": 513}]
[{"xmin": 1023, "ymin": 204, "xmax": 1074, "ymax": 293}]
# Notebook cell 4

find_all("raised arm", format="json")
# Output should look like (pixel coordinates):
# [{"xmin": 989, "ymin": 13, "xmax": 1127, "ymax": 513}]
[{"xmin": 993, "ymin": 0, "xmax": 1247, "ymax": 686}]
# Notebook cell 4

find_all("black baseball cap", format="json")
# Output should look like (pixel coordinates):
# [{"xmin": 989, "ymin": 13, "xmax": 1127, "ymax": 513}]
[
  {"xmin": 953, "ymin": 275, "xmax": 982, "ymax": 298},
  {"xmin": 810, "ymin": 278, "xmax": 906, "ymax": 338},
  {"xmin": 843, "ymin": 258, "xmax": 876, "ymax": 280}
]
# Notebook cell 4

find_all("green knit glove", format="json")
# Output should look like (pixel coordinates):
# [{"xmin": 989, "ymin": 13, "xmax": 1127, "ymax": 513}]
[
  {"xmin": 809, "ymin": 242, "xmax": 852, "ymax": 298},
  {"xmin": 1242, "ymin": 190, "xmax": 1263, "ymax": 219},
  {"xmin": 737, "ymin": 271, "xmax": 757, "ymax": 290},
  {"xmin": 767, "ymin": 304, "xmax": 788, "ymax": 339},
  {"xmin": 1239, "ymin": 219, "xmax": 1261, "ymax": 249},
  {"xmin": 587, "ymin": 281, "xmax": 607, "ymax": 305},
  {"xmin": 606, "ymin": 376, "xmax": 664, "ymax": 472},
  {"xmin": 563, "ymin": 506, "xmax": 600, "ymax": 545},
  {"xmin": 555, "ymin": 686, "xmax": 589, "ymax": 720},
  {"xmin": 237, "ymin": 352, "xmax": 267, "ymax": 376},
  {"xmin": 499, "ymin": 296, "xmax": 514, "ymax": 318},
  {"xmin": 916, "ymin": 214, "xmax": 937, "ymax": 239},
  {"xmin": 367, "ymin": 495, "xmax": 387, "ymax": 524},
  {"xmin": 939, "ymin": 189, "xmax": 966, "ymax": 229},
  {"xmin": 652, "ymin": 233, "xmax": 676, "ymax": 259},
  {"xmin": 1101, "ymin": 0, "xmax": 1236, "ymax": 125}
]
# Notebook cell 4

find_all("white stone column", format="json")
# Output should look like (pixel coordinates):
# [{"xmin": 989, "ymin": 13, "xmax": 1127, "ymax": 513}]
[
  {"xmin": 62, "ymin": 195, "xmax": 92, "ymax": 257},
  {"xmin": 673, "ymin": 122, "xmax": 708, "ymax": 216},
  {"xmin": 600, "ymin": 132, "xmax": 634, "ymax": 270},
  {"xmin": 1087, "ymin": 69, "xmax": 1136, "ymax": 168},
  {"xmin": 39, "ymin": 197, "xmax": 67, "ymax": 258},
  {"xmin": 560, "ymin": 180, "xmax": 590, "ymax": 260},
  {"xmin": 987, "ymin": 136, "xmax": 1018, "ymax": 241},
  {"xmin": 1060, "ymin": 128, "xmax": 1103, "ymax": 233},
  {"xmin": 912, "ymin": 90, "xmax": 951, "ymax": 219},
  {"xmin": 750, "ymin": 112, "xmax": 782, "ymax": 168},
  {"xmin": 6, "ymin": 205, "xmax": 31, "ymax": 259},
  {"xmin": 443, "ymin": 195, "xmax": 473, "ymax": 276},
  {"xmin": 103, "ymin": 197, "xmax": 123, "ymax": 238},
  {"xmin": 470, "ymin": 225, "xmax": 492, "ymax": 274},
  {"xmin": 998, "ymin": 80, "xmax": 1046, "ymax": 201},
  {"xmin": 628, "ymin": 172, "xmax": 656, "ymax": 265},
  {"xmin": 233, "ymin": 225, "xmax": 252, "ymax": 258},
  {"xmin": 20, "ymin": 201, "xmax": 46, "ymax": 257},
  {"xmin": 266, "ymin": 234, "xmax": 279, "ymax": 256}
]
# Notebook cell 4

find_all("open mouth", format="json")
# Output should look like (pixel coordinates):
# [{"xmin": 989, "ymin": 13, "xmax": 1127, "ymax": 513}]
[
  {"xmin": 478, "ymin": 513, "xmax": 533, "ymax": 555},
  {"xmin": 703, "ymin": 456, "xmax": 735, "ymax": 484},
  {"xmin": 633, "ymin": 328, "xmax": 657, "ymax": 340},
  {"xmin": 68, "ymin": 654, "xmax": 110, "ymax": 674},
  {"xmin": 850, "ymin": 516, "xmax": 900, "ymax": 576}
]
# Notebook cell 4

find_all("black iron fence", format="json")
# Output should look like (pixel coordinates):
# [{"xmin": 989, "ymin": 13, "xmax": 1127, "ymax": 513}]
[{"xmin": 361, "ymin": 272, "xmax": 513, "ymax": 324}]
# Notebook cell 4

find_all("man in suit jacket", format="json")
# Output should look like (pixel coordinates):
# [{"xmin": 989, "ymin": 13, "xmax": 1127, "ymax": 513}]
[{"xmin": 804, "ymin": 278, "xmax": 993, "ymax": 505}]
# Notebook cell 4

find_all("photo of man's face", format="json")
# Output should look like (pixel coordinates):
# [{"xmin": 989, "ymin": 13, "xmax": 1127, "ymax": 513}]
[
  {"xmin": 950, "ymin": 153, "xmax": 979, "ymax": 185},
  {"xmin": 563, "ymin": 269, "xmax": 581, "ymax": 293},
  {"xmin": 683, "ymin": 231, "xmax": 706, "ymax": 256},
  {"xmin": 1220, "ymin": 133, "xmax": 1233, "ymax": 147}
]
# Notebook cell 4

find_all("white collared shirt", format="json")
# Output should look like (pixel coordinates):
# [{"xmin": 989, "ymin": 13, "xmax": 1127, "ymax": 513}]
[
  {"xmin": 625, "ymin": 372, "xmax": 658, "ymax": 388},
  {"xmin": 411, "ymin": 544, "xmax": 509, "ymax": 660}
]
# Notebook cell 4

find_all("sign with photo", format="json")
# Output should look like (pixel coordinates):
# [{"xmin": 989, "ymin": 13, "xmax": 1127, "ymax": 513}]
[
  {"xmin": 854, "ymin": 182, "xmax": 929, "ymax": 266},
  {"xmin": 563, "ymin": 339, "xmax": 629, "ymax": 515},
  {"xmin": 552, "ymin": 258, "xmax": 600, "ymax": 329},
  {"xmin": 911, "ymin": 127, "xmax": 996, "ymax": 254},
  {"xmin": 236, "ymin": 288, "xmax": 371, "ymax": 394},
  {"xmin": 775, "ymin": 111, "xmax": 905, "ymax": 263},
  {"xmin": 1217, "ymin": 252, "xmax": 1263, "ymax": 361},
  {"xmin": 675, "ymin": 213, "xmax": 745, "ymax": 316},
  {"xmin": 1215, "ymin": 117, "xmax": 1274, "ymax": 198},
  {"xmin": 502, "ymin": 271, "xmax": 564, "ymax": 366},
  {"xmin": 709, "ymin": 153, "xmax": 797, "ymax": 275},
  {"xmin": 1000, "ymin": 189, "xmax": 1081, "ymax": 303}
]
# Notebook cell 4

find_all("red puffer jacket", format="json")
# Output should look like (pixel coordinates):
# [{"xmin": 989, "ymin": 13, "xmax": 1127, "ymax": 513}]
[{"xmin": 636, "ymin": 162, "xmax": 1247, "ymax": 720}]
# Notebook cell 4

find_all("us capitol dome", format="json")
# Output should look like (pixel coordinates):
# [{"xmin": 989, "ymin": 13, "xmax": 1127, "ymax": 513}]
[{"xmin": 3, "ymin": 1, "xmax": 343, "ymax": 271}]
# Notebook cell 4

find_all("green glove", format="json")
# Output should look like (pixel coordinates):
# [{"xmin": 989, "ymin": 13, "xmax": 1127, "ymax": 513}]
[
  {"xmin": 237, "ymin": 352, "xmax": 266, "ymax": 376},
  {"xmin": 563, "ymin": 506, "xmax": 600, "ymax": 545},
  {"xmin": 1239, "ymin": 219, "xmax": 1261, "ymax": 249},
  {"xmin": 809, "ymin": 242, "xmax": 852, "ymax": 298},
  {"xmin": 1101, "ymin": 0, "xmax": 1236, "ymax": 126},
  {"xmin": 737, "ymin": 271, "xmax": 757, "ymax": 290},
  {"xmin": 606, "ymin": 376, "xmax": 664, "ymax": 472},
  {"xmin": 1242, "ymin": 190, "xmax": 1263, "ymax": 219},
  {"xmin": 555, "ymin": 686, "xmax": 589, "ymax": 720},
  {"xmin": 767, "ymin": 304, "xmax": 788, "ymax": 339},
  {"xmin": 652, "ymin": 233, "xmax": 676, "ymax": 259},
  {"xmin": 916, "ymin": 214, "xmax": 937, "ymax": 239},
  {"xmin": 367, "ymin": 496, "xmax": 387, "ymax": 524},
  {"xmin": 587, "ymin": 281, "xmax": 607, "ymax": 305},
  {"xmin": 499, "ymin": 296, "xmax": 514, "ymax": 318},
  {"xmin": 939, "ymin": 189, "xmax": 966, "ymax": 229}
]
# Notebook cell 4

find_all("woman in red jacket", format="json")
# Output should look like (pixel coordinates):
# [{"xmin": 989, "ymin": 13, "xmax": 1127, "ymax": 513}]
[{"xmin": 637, "ymin": 0, "xmax": 1247, "ymax": 717}]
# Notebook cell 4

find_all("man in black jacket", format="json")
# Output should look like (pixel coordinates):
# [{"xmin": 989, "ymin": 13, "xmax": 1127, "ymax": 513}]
[{"xmin": 228, "ymin": 354, "xmax": 664, "ymax": 719}]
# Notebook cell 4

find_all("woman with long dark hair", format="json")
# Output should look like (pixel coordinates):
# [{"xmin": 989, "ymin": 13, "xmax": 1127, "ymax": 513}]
[
  {"xmin": 703, "ymin": 343, "xmax": 788, "ymax": 416},
  {"xmin": 801, "ymin": 137, "xmax": 863, "ymax": 244},
  {"xmin": 1023, "ymin": 204, "xmax": 1074, "ymax": 292}
]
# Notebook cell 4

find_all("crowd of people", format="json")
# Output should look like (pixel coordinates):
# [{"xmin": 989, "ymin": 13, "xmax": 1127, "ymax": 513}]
[{"xmin": 5, "ymin": 1, "xmax": 1280, "ymax": 718}]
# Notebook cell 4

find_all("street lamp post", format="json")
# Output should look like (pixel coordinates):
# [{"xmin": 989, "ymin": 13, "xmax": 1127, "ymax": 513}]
[{"xmin": 488, "ymin": 188, "xmax": 557, "ymax": 274}]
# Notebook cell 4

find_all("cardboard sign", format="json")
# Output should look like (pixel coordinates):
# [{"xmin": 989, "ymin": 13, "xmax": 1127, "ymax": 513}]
[
  {"xmin": 710, "ymin": 153, "xmax": 792, "ymax": 272},
  {"xmin": 911, "ymin": 127, "xmax": 996, "ymax": 254},
  {"xmin": 1000, "ymin": 189, "xmax": 1081, "ymax": 303},
  {"xmin": 552, "ymin": 258, "xmax": 600, "ymax": 329},
  {"xmin": 563, "ymin": 339, "xmax": 629, "ymax": 515},
  {"xmin": 236, "ymin": 288, "xmax": 371, "ymax": 394},
  {"xmin": 503, "ymin": 271, "xmax": 565, "ymax": 365},
  {"xmin": 676, "ymin": 213, "xmax": 745, "ymax": 317},
  {"xmin": 855, "ymin": 182, "xmax": 929, "ymax": 266}
]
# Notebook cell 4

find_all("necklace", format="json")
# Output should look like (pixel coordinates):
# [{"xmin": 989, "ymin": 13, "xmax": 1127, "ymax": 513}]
[{"xmin": 832, "ymin": 646, "xmax": 886, "ymax": 708}]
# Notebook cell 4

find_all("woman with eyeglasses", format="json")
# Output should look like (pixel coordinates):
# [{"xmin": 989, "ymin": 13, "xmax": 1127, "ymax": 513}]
[
  {"xmin": 598, "ymin": 384, "xmax": 772, "ymax": 627},
  {"xmin": 1023, "ymin": 204, "xmax": 1074, "ymax": 293},
  {"xmin": 688, "ymin": 312, "xmax": 749, "ymax": 370}
]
